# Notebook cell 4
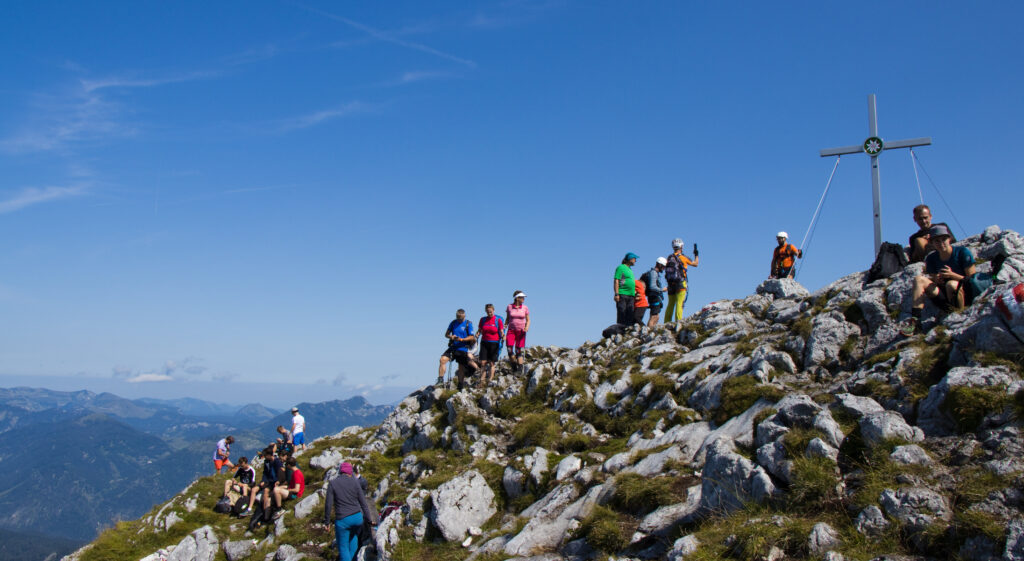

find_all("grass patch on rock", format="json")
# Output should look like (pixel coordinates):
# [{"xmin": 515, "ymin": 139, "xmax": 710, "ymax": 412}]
[
  {"xmin": 713, "ymin": 376, "xmax": 785, "ymax": 424},
  {"xmin": 575, "ymin": 505, "xmax": 633, "ymax": 554},
  {"xmin": 942, "ymin": 384, "xmax": 1010, "ymax": 432}
]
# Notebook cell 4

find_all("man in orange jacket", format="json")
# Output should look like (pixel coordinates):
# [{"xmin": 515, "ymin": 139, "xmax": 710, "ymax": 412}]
[{"xmin": 770, "ymin": 232, "xmax": 803, "ymax": 279}]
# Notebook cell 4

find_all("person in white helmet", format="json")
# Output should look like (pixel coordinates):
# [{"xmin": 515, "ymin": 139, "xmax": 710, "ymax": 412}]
[
  {"xmin": 640, "ymin": 257, "xmax": 668, "ymax": 328},
  {"xmin": 770, "ymin": 232, "xmax": 803, "ymax": 279},
  {"xmin": 665, "ymin": 238, "xmax": 698, "ymax": 322}
]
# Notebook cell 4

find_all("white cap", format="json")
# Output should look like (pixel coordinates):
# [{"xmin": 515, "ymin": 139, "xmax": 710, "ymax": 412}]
[
  {"xmin": 656, "ymin": 257, "xmax": 668, "ymax": 266},
  {"xmin": 777, "ymin": 231, "xmax": 788, "ymax": 239},
  {"xmin": 671, "ymin": 238, "xmax": 684, "ymax": 248},
  {"xmin": 514, "ymin": 291, "xmax": 527, "ymax": 299}
]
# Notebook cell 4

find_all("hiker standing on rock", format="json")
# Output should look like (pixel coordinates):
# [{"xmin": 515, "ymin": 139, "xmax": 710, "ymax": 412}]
[
  {"xmin": 641, "ymin": 257, "xmax": 668, "ymax": 328},
  {"xmin": 437, "ymin": 309, "xmax": 479, "ymax": 386},
  {"xmin": 324, "ymin": 461, "xmax": 377, "ymax": 561},
  {"xmin": 614, "ymin": 253, "xmax": 638, "ymax": 326},
  {"xmin": 634, "ymin": 275, "xmax": 649, "ymax": 326},
  {"xmin": 505, "ymin": 292, "xmax": 530, "ymax": 374},
  {"xmin": 908, "ymin": 204, "xmax": 956, "ymax": 263},
  {"xmin": 665, "ymin": 239, "xmax": 698, "ymax": 322},
  {"xmin": 770, "ymin": 232, "xmax": 802, "ymax": 279},
  {"xmin": 476, "ymin": 304, "xmax": 504, "ymax": 387},
  {"xmin": 903, "ymin": 224, "xmax": 976, "ymax": 335},
  {"xmin": 213, "ymin": 435, "xmax": 234, "ymax": 474},
  {"xmin": 291, "ymin": 407, "xmax": 306, "ymax": 451}
]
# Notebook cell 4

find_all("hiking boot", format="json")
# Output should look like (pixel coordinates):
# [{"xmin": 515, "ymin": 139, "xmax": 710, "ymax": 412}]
[
  {"xmin": 435, "ymin": 376, "xmax": 443, "ymax": 386},
  {"xmin": 239, "ymin": 508, "xmax": 251, "ymax": 517},
  {"xmin": 898, "ymin": 317, "xmax": 920, "ymax": 337},
  {"xmin": 273, "ymin": 509, "xmax": 285, "ymax": 520}
]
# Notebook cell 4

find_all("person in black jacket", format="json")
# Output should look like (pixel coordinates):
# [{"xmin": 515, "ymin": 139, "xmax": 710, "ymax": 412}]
[{"xmin": 324, "ymin": 462, "xmax": 377, "ymax": 561}]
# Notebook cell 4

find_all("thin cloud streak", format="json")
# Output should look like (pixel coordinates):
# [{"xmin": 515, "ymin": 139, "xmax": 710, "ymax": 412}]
[
  {"xmin": 0, "ymin": 184, "xmax": 88, "ymax": 214},
  {"xmin": 127, "ymin": 373, "xmax": 174, "ymax": 383},
  {"xmin": 276, "ymin": 101, "xmax": 369, "ymax": 131},
  {"xmin": 80, "ymin": 71, "xmax": 217, "ymax": 93},
  {"xmin": 297, "ymin": 4, "xmax": 477, "ymax": 68}
]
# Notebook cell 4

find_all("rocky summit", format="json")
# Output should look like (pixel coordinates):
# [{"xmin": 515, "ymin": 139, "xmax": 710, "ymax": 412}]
[{"xmin": 65, "ymin": 226, "xmax": 1024, "ymax": 561}]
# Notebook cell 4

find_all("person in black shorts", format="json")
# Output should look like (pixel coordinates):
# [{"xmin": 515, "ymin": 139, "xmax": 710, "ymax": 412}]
[
  {"xmin": 436, "ymin": 309, "xmax": 479, "ymax": 387},
  {"xmin": 475, "ymin": 304, "xmax": 504, "ymax": 388},
  {"xmin": 223, "ymin": 456, "xmax": 255, "ymax": 498}
]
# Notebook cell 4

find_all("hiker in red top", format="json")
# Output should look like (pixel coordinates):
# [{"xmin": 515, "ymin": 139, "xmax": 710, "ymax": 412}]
[
  {"xmin": 475, "ymin": 304, "xmax": 504, "ymax": 388},
  {"xmin": 770, "ymin": 231, "xmax": 803, "ymax": 279}
]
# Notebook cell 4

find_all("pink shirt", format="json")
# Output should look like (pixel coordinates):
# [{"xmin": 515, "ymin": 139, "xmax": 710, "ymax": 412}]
[{"xmin": 506, "ymin": 303, "xmax": 529, "ymax": 331}]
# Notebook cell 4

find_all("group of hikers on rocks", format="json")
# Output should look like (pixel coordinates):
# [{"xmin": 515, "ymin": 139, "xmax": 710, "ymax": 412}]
[
  {"xmin": 436, "ymin": 291, "xmax": 531, "ymax": 390},
  {"xmin": 211, "ymin": 408, "xmax": 309, "ymax": 525}
]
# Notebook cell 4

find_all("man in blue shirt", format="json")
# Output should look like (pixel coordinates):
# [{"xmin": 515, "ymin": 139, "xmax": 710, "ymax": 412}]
[
  {"xmin": 436, "ymin": 309, "xmax": 479, "ymax": 388},
  {"xmin": 642, "ymin": 257, "xmax": 668, "ymax": 328}
]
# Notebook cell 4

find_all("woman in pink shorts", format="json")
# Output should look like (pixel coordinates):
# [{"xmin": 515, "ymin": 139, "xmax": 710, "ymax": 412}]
[{"xmin": 505, "ymin": 291, "xmax": 530, "ymax": 373}]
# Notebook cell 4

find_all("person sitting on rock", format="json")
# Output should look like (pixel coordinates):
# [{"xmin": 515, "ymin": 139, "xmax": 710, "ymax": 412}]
[
  {"xmin": 770, "ymin": 232, "xmax": 802, "ymax": 279},
  {"xmin": 903, "ymin": 224, "xmax": 976, "ymax": 334},
  {"xmin": 908, "ymin": 204, "xmax": 956, "ymax": 263},
  {"xmin": 243, "ymin": 447, "xmax": 282, "ymax": 517},
  {"xmin": 272, "ymin": 457, "xmax": 305, "ymax": 513},
  {"xmin": 223, "ymin": 456, "xmax": 255, "ymax": 499}
]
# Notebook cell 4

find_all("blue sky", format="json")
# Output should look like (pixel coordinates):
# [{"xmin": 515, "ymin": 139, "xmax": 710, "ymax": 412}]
[{"xmin": 1, "ymin": 2, "xmax": 1021, "ymax": 407}]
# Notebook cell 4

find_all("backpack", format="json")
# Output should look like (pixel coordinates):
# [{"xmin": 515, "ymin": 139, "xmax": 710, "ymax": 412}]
[
  {"xmin": 867, "ymin": 242, "xmax": 908, "ymax": 282},
  {"xmin": 994, "ymin": 283, "xmax": 1024, "ymax": 345},
  {"xmin": 213, "ymin": 496, "xmax": 232, "ymax": 514},
  {"xmin": 231, "ymin": 496, "xmax": 248, "ymax": 517},
  {"xmin": 665, "ymin": 253, "xmax": 689, "ymax": 288},
  {"xmin": 602, "ymin": 324, "xmax": 626, "ymax": 339}
]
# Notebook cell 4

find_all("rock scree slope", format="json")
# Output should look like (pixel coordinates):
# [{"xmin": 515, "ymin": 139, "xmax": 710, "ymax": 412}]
[{"xmin": 65, "ymin": 226, "xmax": 1024, "ymax": 561}]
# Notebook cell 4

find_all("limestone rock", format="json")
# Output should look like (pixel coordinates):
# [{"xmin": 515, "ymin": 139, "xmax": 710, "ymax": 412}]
[
  {"xmin": 890, "ymin": 445, "xmax": 932, "ymax": 466},
  {"xmin": 293, "ymin": 490, "xmax": 322, "ymax": 519},
  {"xmin": 774, "ymin": 393, "xmax": 823, "ymax": 428},
  {"xmin": 833, "ymin": 393, "xmax": 885, "ymax": 419},
  {"xmin": 806, "ymin": 437, "xmax": 839, "ymax": 463},
  {"xmin": 503, "ymin": 466, "xmax": 527, "ymax": 499},
  {"xmin": 667, "ymin": 534, "xmax": 700, "ymax": 560},
  {"xmin": 804, "ymin": 312, "xmax": 860, "ymax": 367},
  {"xmin": 879, "ymin": 487, "xmax": 952, "ymax": 529},
  {"xmin": 859, "ymin": 411, "xmax": 923, "ymax": 447},
  {"xmin": 527, "ymin": 447, "xmax": 550, "ymax": 485},
  {"xmin": 555, "ymin": 455, "xmax": 582, "ymax": 481},
  {"xmin": 636, "ymin": 485, "xmax": 702, "ymax": 536},
  {"xmin": 222, "ymin": 540, "xmax": 255, "ymax": 561},
  {"xmin": 627, "ymin": 445, "xmax": 684, "ymax": 477},
  {"xmin": 757, "ymin": 278, "xmax": 811, "ymax": 300},
  {"xmin": 700, "ymin": 438, "xmax": 776, "ymax": 513},
  {"xmin": 917, "ymin": 366, "xmax": 1016, "ymax": 437},
  {"xmin": 808, "ymin": 522, "xmax": 841, "ymax": 554},
  {"xmin": 273, "ymin": 544, "xmax": 305, "ymax": 561},
  {"xmin": 431, "ymin": 470, "xmax": 497, "ymax": 542},
  {"xmin": 168, "ymin": 526, "xmax": 219, "ymax": 561},
  {"xmin": 1005, "ymin": 518, "xmax": 1024, "ymax": 561},
  {"xmin": 855, "ymin": 505, "xmax": 890, "ymax": 537}
]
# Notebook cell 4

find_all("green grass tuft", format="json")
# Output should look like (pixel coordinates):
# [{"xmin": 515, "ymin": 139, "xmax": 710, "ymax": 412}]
[{"xmin": 713, "ymin": 376, "xmax": 784, "ymax": 424}]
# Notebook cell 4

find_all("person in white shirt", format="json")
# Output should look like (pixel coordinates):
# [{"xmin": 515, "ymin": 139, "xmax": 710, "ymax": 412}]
[{"xmin": 291, "ymin": 407, "xmax": 306, "ymax": 451}]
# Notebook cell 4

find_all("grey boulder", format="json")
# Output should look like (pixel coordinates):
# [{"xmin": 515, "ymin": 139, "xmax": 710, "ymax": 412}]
[{"xmin": 431, "ymin": 470, "xmax": 497, "ymax": 542}]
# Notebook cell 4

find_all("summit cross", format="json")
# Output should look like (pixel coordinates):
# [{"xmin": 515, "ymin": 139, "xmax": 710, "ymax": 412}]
[{"xmin": 820, "ymin": 94, "xmax": 931, "ymax": 256}]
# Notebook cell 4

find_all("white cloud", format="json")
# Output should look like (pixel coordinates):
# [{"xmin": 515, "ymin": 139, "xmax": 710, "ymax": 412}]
[
  {"xmin": 126, "ymin": 373, "xmax": 174, "ymax": 383},
  {"xmin": 277, "ymin": 101, "xmax": 369, "ymax": 131},
  {"xmin": 0, "ymin": 184, "xmax": 88, "ymax": 214},
  {"xmin": 80, "ymin": 71, "xmax": 216, "ymax": 93}
]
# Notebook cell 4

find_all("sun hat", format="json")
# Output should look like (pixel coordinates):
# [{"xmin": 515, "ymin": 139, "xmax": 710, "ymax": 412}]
[
  {"xmin": 929, "ymin": 224, "xmax": 952, "ymax": 238},
  {"xmin": 514, "ymin": 291, "xmax": 527, "ymax": 299}
]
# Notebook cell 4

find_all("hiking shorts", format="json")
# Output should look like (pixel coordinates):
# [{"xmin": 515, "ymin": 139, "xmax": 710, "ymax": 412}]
[
  {"xmin": 649, "ymin": 302, "xmax": 663, "ymax": 315},
  {"xmin": 293, "ymin": 432, "xmax": 305, "ymax": 445},
  {"xmin": 214, "ymin": 459, "xmax": 228, "ymax": 470},
  {"xmin": 479, "ymin": 341, "xmax": 501, "ymax": 362},
  {"xmin": 452, "ymin": 350, "xmax": 474, "ymax": 368},
  {"xmin": 507, "ymin": 329, "xmax": 526, "ymax": 350},
  {"xmin": 773, "ymin": 266, "xmax": 794, "ymax": 279},
  {"xmin": 634, "ymin": 306, "xmax": 648, "ymax": 325}
]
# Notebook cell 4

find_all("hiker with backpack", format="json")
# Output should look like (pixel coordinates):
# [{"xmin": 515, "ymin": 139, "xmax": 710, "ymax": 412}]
[
  {"xmin": 640, "ymin": 257, "xmax": 668, "ymax": 328},
  {"xmin": 614, "ymin": 253, "xmax": 639, "ymax": 325},
  {"xmin": 324, "ymin": 461, "xmax": 378, "ymax": 561},
  {"xmin": 223, "ymin": 456, "xmax": 255, "ymax": 500},
  {"xmin": 908, "ymin": 204, "xmax": 956, "ymax": 263},
  {"xmin": 476, "ymin": 304, "xmax": 504, "ymax": 388},
  {"xmin": 770, "ymin": 232, "xmax": 803, "ymax": 279},
  {"xmin": 213, "ymin": 436, "xmax": 235, "ymax": 475},
  {"xmin": 505, "ymin": 292, "xmax": 530, "ymax": 373},
  {"xmin": 436, "ymin": 309, "xmax": 479, "ymax": 386},
  {"xmin": 903, "ymin": 224, "xmax": 977, "ymax": 335},
  {"xmin": 665, "ymin": 239, "xmax": 698, "ymax": 322}
]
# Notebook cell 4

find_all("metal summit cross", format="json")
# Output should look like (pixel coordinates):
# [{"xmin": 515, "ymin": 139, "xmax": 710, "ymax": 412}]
[{"xmin": 820, "ymin": 94, "xmax": 931, "ymax": 256}]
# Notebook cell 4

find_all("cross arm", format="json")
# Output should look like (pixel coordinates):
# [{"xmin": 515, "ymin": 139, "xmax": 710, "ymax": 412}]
[
  {"xmin": 819, "ymin": 144, "xmax": 863, "ymax": 157},
  {"xmin": 882, "ymin": 137, "xmax": 931, "ymax": 150}
]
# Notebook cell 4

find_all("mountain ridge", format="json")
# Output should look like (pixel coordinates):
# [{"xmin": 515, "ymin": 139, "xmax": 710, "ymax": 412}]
[{"xmin": 62, "ymin": 225, "xmax": 1024, "ymax": 561}]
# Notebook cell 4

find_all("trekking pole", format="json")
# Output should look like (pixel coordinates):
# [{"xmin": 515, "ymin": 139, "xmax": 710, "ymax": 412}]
[{"xmin": 445, "ymin": 359, "xmax": 455, "ymax": 389}]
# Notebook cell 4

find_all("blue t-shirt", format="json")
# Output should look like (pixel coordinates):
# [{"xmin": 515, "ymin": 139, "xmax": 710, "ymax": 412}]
[
  {"xmin": 447, "ymin": 320, "xmax": 475, "ymax": 352},
  {"xmin": 925, "ymin": 246, "xmax": 974, "ymax": 277}
]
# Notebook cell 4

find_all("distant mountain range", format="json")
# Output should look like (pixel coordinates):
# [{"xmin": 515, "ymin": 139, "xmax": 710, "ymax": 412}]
[{"xmin": 0, "ymin": 386, "xmax": 393, "ymax": 554}]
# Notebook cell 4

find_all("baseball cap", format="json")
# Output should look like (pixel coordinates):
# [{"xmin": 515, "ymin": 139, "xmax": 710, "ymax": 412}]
[
  {"xmin": 929, "ymin": 224, "xmax": 952, "ymax": 238},
  {"xmin": 625, "ymin": 252, "xmax": 639, "ymax": 260},
  {"xmin": 291, "ymin": 407, "xmax": 299, "ymax": 413}
]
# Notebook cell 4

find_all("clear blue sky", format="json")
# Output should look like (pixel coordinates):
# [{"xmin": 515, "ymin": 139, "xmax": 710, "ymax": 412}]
[{"xmin": 1, "ymin": 2, "xmax": 1021, "ymax": 407}]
